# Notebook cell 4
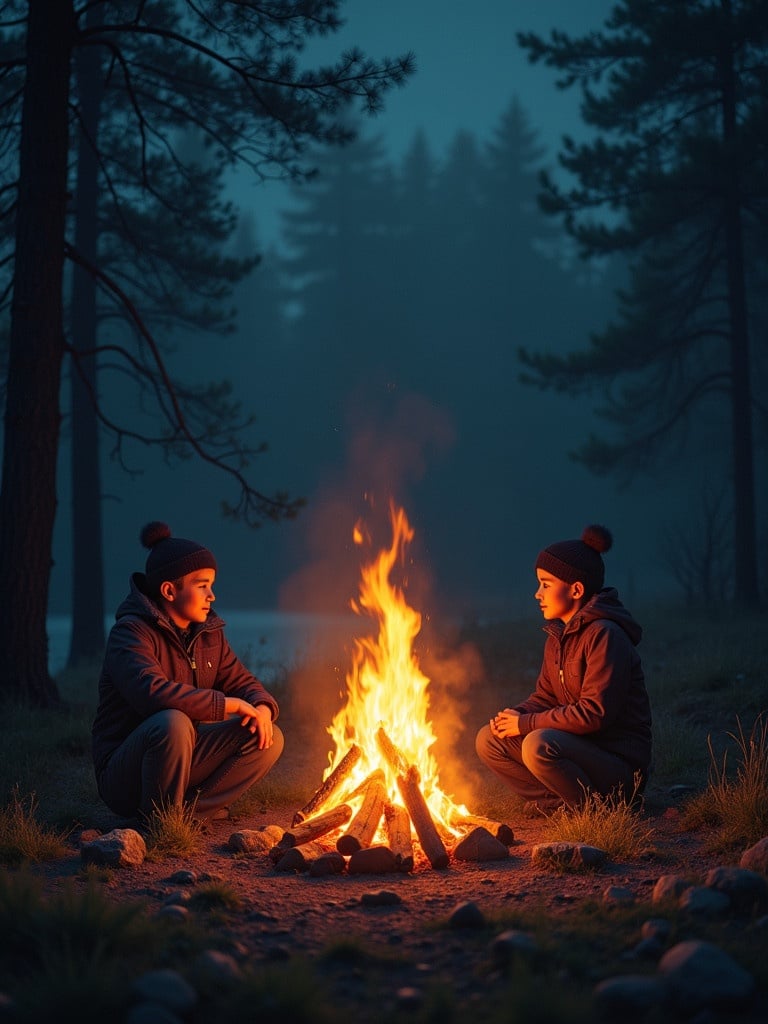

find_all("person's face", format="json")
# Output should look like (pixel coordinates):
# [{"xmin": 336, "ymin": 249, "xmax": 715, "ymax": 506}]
[
  {"xmin": 162, "ymin": 570, "xmax": 216, "ymax": 628},
  {"xmin": 535, "ymin": 570, "xmax": 583, "ymax": 624}
]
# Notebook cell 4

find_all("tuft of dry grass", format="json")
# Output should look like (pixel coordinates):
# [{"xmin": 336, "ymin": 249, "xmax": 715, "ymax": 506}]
[
  {"xmin": 681, "ymin": 714, "xmax": 768, "ymax": 851},
  {"xmin": 0, "ymin": 790, "xmax": 70, "ymax": 865},
  {"xmin": 142, "ymin": 798, "xmax": 206, "ymax": 858},
  {"xmin": 542, "ymin": 776, "xmax": 656, "ymax": 862}
]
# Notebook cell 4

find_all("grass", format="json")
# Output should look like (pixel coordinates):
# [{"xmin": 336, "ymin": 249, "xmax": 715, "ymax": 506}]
[
  {"xmin": 540, "ymin": 779, "xmax": 656, "ymax": 862},
  {"xmin": 680, "ymin": 714, "xmax": 768, "ymax": 851},
  {"xmin": 0, "ymin": 603, "xmax": 766, "ymax": 1021}
]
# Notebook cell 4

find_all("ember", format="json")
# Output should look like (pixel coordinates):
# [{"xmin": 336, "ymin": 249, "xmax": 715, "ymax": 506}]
[{"xmin": 282, "ymin": 502, "xmax": 512, "ymax": 872}]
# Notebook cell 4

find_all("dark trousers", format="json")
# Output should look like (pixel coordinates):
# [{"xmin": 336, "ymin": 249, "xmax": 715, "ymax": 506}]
[
  {"xmin": 97, "ymin": 709, "xmax": 284, "ymax": 821},
  {"xmin": 475, "ymin": 724, "xmax": 638, "ymax": 807}
]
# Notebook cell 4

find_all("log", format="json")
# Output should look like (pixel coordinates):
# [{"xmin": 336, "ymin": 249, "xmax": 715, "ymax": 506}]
[
  {"xmin": 292, "ymin": 744, "xmax": 362, "ymax": 825},
  {"xmin": 384, "ymin": 801, "xmax": 414, "ymax": 872},
  {"xmin": 396, "ymin": 765, "xmax": 449, "ymax": 870},
  {"xmin": 277, "ymin": 803, "xmax": 352, "ymax": 850},
  {"xmin": 336, "ymin": 773, "xmax": 387, "ymax": 855},
  {"xmin": 273, "ymin": 840, "xmax": 335, "ymax": 871},
  {"xmin": 450, "ymin": 812, "xmax": 514, "ymax": 847},
  {"xmin": 375, "ymin": 726, "xmax": 409, "ymax": 777}
]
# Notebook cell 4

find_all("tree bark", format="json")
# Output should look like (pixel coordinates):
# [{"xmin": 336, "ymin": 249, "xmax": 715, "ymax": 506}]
[
  {"xmin": 718, "ymin": 0, "xmax": 759, "ymax": 606},
  {"xmin": 0, "ymin": 0, "xmax": 74, "ymax": 705},
  {"xmin": 68, "ymin": 13, "xmax": 106, "ymax": 666}
]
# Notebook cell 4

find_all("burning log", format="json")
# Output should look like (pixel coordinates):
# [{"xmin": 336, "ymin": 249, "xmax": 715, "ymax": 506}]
[
  {"xmin": 273, "ymin": 841, "xmax": 336, "ymax": 872},
  {"xmin": 450, "ymin": 812, "xmax": 514, "ymax": 847},
  {"xmin": 376, "ymin": 725, "xmax": 449, "ymax": 870},
  {"xmin": 277, "ymin": 803, "xmax": 353, "ymax": 851},
  {"xmin": 375, "ymin": 726, "xmax": 408, "ymax": 775},
  {"xmin": 384, "ymin": 801, "xmax": 414, "ymax": 872},
  {"xmin": 336, "ymin": 771, "xmax": 387, "ymax": 856},
  {"xmin": 292, "ymin": 744, "xmax": 362, "ymax": 826},
  {"xmin": 397, "ymin": 765, "xmax": 449, "ymax": 869}
]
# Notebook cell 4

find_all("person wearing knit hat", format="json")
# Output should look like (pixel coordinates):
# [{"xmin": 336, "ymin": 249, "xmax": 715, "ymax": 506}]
[
  {"xmin": 475, "ymin": 525, "xmax": 652, "ymax": 814},
  {"xmin": 92, "ymin": 521, "xmax": 284, "ymax": 830}
]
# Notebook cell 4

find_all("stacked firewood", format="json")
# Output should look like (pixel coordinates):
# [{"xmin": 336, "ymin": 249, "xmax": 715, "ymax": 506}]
[{"xmin": 265, "ymin": 727, "xmax": 514, "ymax": 874}]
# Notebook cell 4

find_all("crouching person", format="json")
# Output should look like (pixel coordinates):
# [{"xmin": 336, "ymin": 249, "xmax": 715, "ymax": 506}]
[
  {"xmin": 92, "ymin": 521, "xmax": 284, "ymax": 827},
  {"xmin": 475, "ymin": 524, "xmax": 652, "ymax": 815}
]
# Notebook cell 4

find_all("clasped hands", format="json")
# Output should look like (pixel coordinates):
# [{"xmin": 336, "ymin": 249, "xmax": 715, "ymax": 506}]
[
  {"xmin": 225, "ymin": 697, "xmax": 274, "ymax": 749},
  {"xmin": 489, "ymin": 707, "xmax": 521, "ymax": 738}
]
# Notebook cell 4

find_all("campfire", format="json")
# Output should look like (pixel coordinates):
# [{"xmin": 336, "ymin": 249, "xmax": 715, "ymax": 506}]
[{"xmin": 268, "ymin": 502, "xmax": 513, "ymax": 874}]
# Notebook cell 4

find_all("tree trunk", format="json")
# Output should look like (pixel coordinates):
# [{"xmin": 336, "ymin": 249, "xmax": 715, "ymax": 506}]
[
  {"xmin": 68, "ymin": 14, "xmax": 106, "ymax": 667},
  {"xmin": 718, "ymin": 1, "xmax": 759, "ymax": 607},
  {"xmin": 0, "ymin": 0, "xmax": 74, "ymax": 705}
]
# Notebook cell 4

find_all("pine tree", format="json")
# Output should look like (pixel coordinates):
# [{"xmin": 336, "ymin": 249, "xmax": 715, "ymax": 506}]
[{"xmin": 517, "ymin": 0, "xmax": 768, "ymax": 605}]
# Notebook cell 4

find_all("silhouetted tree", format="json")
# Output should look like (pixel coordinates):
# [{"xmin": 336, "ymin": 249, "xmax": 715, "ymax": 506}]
[
  {"xmin": 0, "ymin": 0, "xmax": 412, "ymax": 705},
  {"xmin": 518, "ymin": 0, "xmax": 768, "ymax": 606}
]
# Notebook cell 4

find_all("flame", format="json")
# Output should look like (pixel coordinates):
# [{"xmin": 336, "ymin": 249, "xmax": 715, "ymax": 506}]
[{"xmin": 321, "ymin": 501, "xmax": 468, "ymax": 834}]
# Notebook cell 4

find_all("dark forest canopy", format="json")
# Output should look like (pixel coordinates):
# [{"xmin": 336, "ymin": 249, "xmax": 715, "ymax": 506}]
[
  {"xmin": 517, "ymin": 0, "xmax": 768, "ymax": 607},
  {"xmin": 0, "ymin": 0, "xmax": 413, "ymax": 704}
]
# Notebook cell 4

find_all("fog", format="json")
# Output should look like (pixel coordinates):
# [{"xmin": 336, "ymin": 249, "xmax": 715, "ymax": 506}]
[{"xmin": 49, "ymin": 0, "xmax": 693, "ymax": 631}]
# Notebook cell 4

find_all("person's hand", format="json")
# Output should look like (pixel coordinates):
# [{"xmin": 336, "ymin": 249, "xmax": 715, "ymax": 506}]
[
  {"xmin": 225, "ymin": 698, "xmax": 274, "ymax": 749},
  {"xmin": 490, "ymin": 707, "xmax": 521, "ymax": 738}
]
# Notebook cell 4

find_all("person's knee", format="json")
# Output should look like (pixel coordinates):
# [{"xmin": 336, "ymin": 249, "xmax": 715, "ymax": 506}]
[
  {"xmin": 475, "ymin": 723, "xmax": 494, "ymax": 762},
  {"xmin": 150, "ymin": 709, "xmax": 195, "ymax": 749},
  {"xmin": 270, "ymin": 724, "xmax": 285, "ymax": 761},
  {"xmin": 520, "ymin": 728, "xmax": 561, "ymax": 770}
]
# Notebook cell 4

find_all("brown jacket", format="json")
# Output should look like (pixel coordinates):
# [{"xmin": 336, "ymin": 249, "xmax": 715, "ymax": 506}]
[
  {"xmin": 92, "ymin": 575, "xmax": 279, "ymax": 777},
  {"xmin": 515, "ymin": 588, "xmax": 652, "ymax": 773}
]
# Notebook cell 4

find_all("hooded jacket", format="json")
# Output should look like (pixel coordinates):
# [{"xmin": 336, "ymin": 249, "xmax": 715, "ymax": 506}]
[
  {"xmin": 515, "ymin": 588, "xmax": 652, "ymax": 773},
  {"xmin": 92, "ymin": 574, "xmax": 279, "ymax": 778}
]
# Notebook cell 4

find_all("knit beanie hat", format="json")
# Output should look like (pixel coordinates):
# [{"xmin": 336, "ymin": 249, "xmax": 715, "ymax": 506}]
[
  {"xmin": 141, "ymin": 521, "xmax": 217, "ymax": 590},
  {"xmin": 535, "ymin": 525, "xmax": 613, "ymax": 597}
]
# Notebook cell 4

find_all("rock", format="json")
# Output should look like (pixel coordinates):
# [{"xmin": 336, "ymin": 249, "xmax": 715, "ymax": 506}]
[
  {"xmin": 593, "ymin": 974, "xmax": 666, "ymax": 1018},
  {"xmin": 131, "ymin": 969, "xmax": 198, "ymax": 1015},
  {"xmin": 678, "ymin": 885, "xmax": 730, "ymax": 916},
  {"xmin": 740, "ymin": 836, "xmax": 768, "ymax": 875},
  {"xmin": 652, "ymin": 874, "xmax": 693, "ymax": 904},
  {"xmin": 193, "ymin": 949, "xmax": 242, "ymax": 983},
  {"xmin": 448, "ymin": 900, "xmax": 486, "ymax": 929},
  {"xmin": 490, "ymin": 928, "xmax": 538, "ymax": 968},
  {"xmin": 156, "ymin": 905, "xmax": 189, "ymax": 923},
  {"xmin": 658, "ymin": 939, "xmax": 755, "ymax": 1013},
  {"xmin": 80, "ymin": 828, "xmax": 146, "ymax": 868},
  {"xmin": 704, "ymin": 865, "xmax": 768, "ymax": 915},
  {"xmin": 228, "ymin": 825, "xmax": 284, "ymax": 855},
  {"xmin": 395, "ymin": 986, "xmax": 422, "ymax": 1009},
  {"xmin": 641, "ymin": 918, "xmax": 671, "ymax": 943},
  {"xmin": 360, "ymin": 890, "xmax": 402, "ymax": 907},
  {"xmin": 453, "ymin": 827, "xmax": 509, "ymax": 862},
  {"xmin": 602, "ymin": 885, "xmax": 635, "ymax": 906},
  {"xmin": 168, "ymin": 869, "xmax": 196, "ymax": 885},
  {"xmin": 531, "ymin": 841, "xmax": 607, "ymax": 869},
  {"xmin": 347, "ymin": 846, "xmax": 399, "ymax": 875}
]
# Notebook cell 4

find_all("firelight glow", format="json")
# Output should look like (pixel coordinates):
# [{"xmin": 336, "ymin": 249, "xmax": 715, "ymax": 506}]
[{"xmin": 321, "ymin": 502, "xmax": 469, "ymax": 835}]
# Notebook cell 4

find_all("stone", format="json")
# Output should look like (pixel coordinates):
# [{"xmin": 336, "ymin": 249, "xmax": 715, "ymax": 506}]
[
  {"xmin": 227, "ymin": 825, "xmax": 284, "ymax": 855},
  {"xmin": 80, "ymin": 828, "xmax": 146, "ymax": 868},
  {"xmin": 490, "ymin": 929, "xmax": 538, "ymax": 968},
  {"xmin": 602, "ymin": 885, "xmax": 635, "ymax": 906},
  {"xmin": 131, "ymin": 969, "xmax": 198, "ymax": 1015},
  {"xmin": 658, "ymin": 939, "xmax": 755, "ymax": 1013},
  {"xmin": 531, "ymin": 841, "xmax": 607, "ymax": 869},
  {"xmin": 678, "ymin": 885, "xmax": 730, "ymax": 915},
  {"xmin": 449, "ymin": 900, "xmax": 486, "ymax": 929},
  {"xmin": 652, "ymin": 874, "xmax": 693, "ymax": 904},
  {"xmin": 704, "ymin": 865, "xmax": 768, "ymax": 915},
  {"xmin": 360, "ymin": 889, "xmax": 402, "ymax": 907},
  {"xmin": 193, "ymin": 949, "xmax": 242, "ymax": 983},
  {"xmin": 593, "ymin": 974, "xmax": 666, "ymax": 1017},
  {"xmin": 740, "ymin": 836, "xmax": 768, "ymax": 875},
  {"xmin": 453, "ymin": 826, "xmax": 509, "ymax": 862}
]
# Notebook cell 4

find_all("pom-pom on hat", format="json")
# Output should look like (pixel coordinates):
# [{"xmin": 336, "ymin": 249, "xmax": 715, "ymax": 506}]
[
  {"xmin": 535, "ymin": 525, "xmax": 613, "ymax": 597},
  {"xmin": 141, "ymin": 521, "xmax": 217, "ymax": 590}
]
